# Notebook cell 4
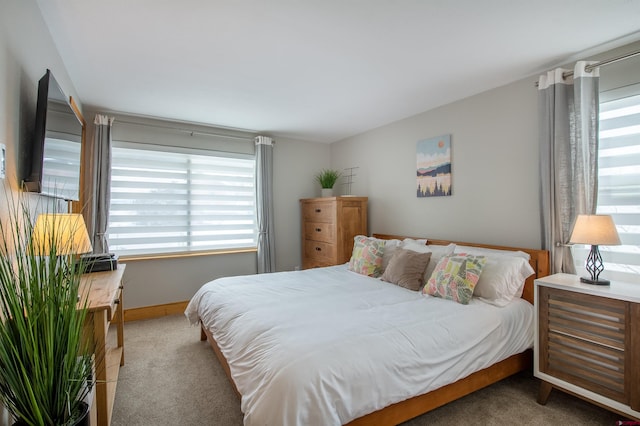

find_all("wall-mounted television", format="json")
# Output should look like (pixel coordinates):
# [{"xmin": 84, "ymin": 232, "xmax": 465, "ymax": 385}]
[{"xmin": 22, "ymin": 69, "xmax": 83, "ymax": 201}]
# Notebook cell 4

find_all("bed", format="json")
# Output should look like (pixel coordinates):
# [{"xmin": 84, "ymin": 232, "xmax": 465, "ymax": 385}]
[{"xmin": 185, "ymin": 234, "xmax": 550, "ymax": 425}]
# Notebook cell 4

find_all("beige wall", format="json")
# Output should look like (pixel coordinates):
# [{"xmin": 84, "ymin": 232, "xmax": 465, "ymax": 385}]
[
  {"xmin": 330, "ymin": 77, "xmax": 541, "ymax": 248},
  {"xmin": 329, "ymin": 40, "xmax": 640, "ymax": 251}
]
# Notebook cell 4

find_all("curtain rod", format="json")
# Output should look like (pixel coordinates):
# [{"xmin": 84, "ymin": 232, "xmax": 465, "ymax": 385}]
[
  {"xmin": 567, "ymin": 49, "xmax": 640, "ymax": 78},
  {"xmin": 114, "ymin": 118, "xmax": 255, "ymax": 141},
  {"xmin": 536, "ymin": 48, "xmax": 640, "ymax": 86}
]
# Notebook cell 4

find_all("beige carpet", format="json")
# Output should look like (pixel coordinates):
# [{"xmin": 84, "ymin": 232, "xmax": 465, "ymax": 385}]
[{"xmin": 112, "ymin": 314, "xmax": 623, "ymax": 425}]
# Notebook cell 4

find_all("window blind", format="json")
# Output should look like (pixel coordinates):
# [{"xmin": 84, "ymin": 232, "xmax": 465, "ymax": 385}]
[
  {"xmin": 108, "ymin": 143, "xmax": 257, "ymax": 256},
  {"xmin": 573, "ymin": 89, "xmax": 640, "ymax": 284}
]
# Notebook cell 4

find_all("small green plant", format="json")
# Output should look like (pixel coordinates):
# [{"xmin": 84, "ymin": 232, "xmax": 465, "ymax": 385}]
[
  {"xmin": 0, "ymin": 195, "xmax": 93, "ymax": 425},
  {"xmin": 315, "ymin": 169, "xmax": 341, "ymax": 189}
]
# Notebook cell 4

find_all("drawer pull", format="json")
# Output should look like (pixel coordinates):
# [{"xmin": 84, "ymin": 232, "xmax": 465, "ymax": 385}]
[
  {"xmin": 114, "ymin": 299, "xmax": 120, "ymax": 304},
  {"xmin": 315, "ymin": 247, "xmax": 322, "ymax": 252},
  {"xmin": 315, "ymin": 209, "xmax": 321, "ymax": 213},
  {"xmin": 315, "ymin": 228, "xmax": 322, "ymax": 232},
  {"xmin": 119, "ymin": 285, "xmax": 124, "ymax": 289}
]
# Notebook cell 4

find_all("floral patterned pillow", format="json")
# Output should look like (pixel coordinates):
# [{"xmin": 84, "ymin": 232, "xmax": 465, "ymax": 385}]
[
  {"xmin": 348, "ymin": 236, "xmax": 385, "ymax": 277},
  {"xmin": 423, "ymin": 253, "xmax": 487, "ymax": 304}
]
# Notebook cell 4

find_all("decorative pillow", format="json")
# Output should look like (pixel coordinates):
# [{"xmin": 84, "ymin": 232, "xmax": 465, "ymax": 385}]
[
  {"xmin": 423, "ymin": 244, "xmax": 456, "ymax": 282},
  {"xmin": 380, "ymin": 248, "xmax": 432, "ymax": 291},
  {"xmin": 403, "ymin": 241, "xmax": 456, "ymax": 282},
  {"xmin": 348, "ymin": 235, "xmax": 385, "ymax": 277},
  {"xmin": 423, "ymin": 254, "xmax": 487, "ymax": 304},
  {"xmin": 473, "ymin": 255, "xmax": 535, "ymax": 306}
]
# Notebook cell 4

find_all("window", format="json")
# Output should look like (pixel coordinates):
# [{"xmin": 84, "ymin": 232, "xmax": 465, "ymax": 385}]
[
  {"xmin": 573, "ymin": 84, "xmax": 640, "ymax": 284},
  {"xmin": 107, "ymin": 143, "xmax": 257, "ymax": 257}
]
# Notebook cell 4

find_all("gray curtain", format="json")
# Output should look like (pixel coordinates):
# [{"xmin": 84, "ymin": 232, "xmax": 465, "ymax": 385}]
[
  {"xmin": 539, "ymin": 61, "xmax": 599, "ymax": 274},
  {"xmin": 255, "ymin": 136, "xmax": 275, "ymax": 273},
  {"xmin": 83, "ymin": 114, "xmax": 113, "ymax": 254}
]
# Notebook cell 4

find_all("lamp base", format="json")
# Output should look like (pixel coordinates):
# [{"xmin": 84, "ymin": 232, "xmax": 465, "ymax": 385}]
[{"xmin": 580, "ymin": 276, "xmax": 610, "ymax": 286}]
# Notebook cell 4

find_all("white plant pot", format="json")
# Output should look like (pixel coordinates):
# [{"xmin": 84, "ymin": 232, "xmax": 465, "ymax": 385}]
[{"xmin": 321, "ymin": 188, "xmax": 333, "ymax": 197}]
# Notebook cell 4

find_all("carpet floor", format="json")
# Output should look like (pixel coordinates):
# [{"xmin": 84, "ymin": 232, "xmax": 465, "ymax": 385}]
[{"xmin": 112, "ymin": 314, "xmax": 624, "ymax": 425}]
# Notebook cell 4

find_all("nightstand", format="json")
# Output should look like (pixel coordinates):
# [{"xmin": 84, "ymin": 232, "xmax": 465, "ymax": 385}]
[{"xmin": 534, "ymin": 273, "xmax": 640, "ymax": 420}]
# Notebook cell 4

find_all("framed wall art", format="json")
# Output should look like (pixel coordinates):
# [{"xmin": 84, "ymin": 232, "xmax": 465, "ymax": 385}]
[{"xmin": 416, "ymin": 134, "xmax": 451, "ymax": 197}]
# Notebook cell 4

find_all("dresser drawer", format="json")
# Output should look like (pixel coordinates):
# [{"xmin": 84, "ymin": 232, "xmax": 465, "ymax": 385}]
[
  {"xmin": 304, "ymin": 239, "xmax": 336, "ymax": 263},
  {"xmin": 304, "ymin": 222, "xmax": 335, "ymax": 243},
  {"xmin": 302, "ymin": 258, "xmax": 334, "ymax": 269},
  {"xmin": 302, "ymin": 202, "xmax": 335, "ymax": 223}
]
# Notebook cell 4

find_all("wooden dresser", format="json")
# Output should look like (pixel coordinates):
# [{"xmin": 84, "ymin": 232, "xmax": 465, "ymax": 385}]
[
  {"xmin": 300, "ymin": 197, "xmax": 367, "ymax": 269},
  {"xmin": 534, "ymin": 273, "xmax": 640, "ymax": 421}
]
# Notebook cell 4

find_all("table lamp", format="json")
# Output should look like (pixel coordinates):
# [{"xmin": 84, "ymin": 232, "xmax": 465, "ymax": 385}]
[
  {"xmin": 31, "ymin": 213, "xmax": 93, "ymax": 257},
  {"xmin": 569, "ymin": 214, "xmax": 621, "ymax": 285}
]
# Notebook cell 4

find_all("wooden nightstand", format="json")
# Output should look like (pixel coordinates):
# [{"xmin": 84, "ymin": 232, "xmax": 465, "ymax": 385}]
[
  {"xmin": 534, "ymin": 273, "xmax": 640, "ymax": 420},
  {"xmin": 80, "ymin": 265, "xmax": 126, "ymax": 426}
]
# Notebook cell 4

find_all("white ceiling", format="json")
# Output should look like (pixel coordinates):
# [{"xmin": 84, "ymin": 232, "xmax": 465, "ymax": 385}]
[{"xmin": 36, "ymin": 0, "xmax": 640, "ymax": 144}]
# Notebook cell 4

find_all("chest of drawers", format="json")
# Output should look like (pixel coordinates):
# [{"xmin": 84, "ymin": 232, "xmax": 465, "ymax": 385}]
[{"xmin": 300, "ymin": 197, "xmax": 367, "ymax": 269}]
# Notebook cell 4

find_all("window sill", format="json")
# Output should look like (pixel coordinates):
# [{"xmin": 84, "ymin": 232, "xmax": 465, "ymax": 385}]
[{"xmin": 118, "ymin": 247, "xmax": 257, "ymax": 262}]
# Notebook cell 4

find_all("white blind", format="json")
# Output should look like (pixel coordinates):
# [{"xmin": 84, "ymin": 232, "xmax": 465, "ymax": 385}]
[
  {"xmin": 573, "ymin": 89, "xmax": 640, "ymax": 283},
  {"xmin": 108, "ymin": 143, "xmax": 257, "ymax": 256}
]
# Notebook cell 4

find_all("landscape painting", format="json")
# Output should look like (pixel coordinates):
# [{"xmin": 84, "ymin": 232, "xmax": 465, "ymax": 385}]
[{"xmin": 416, "ymin": 135, "xmax": 451, "ymax": 197}]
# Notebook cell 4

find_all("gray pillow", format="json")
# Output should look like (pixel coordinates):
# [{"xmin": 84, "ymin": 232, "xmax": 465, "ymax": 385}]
[{"xmin": 381, "ymin": 248, "xmax": 432, "ymax": 291}]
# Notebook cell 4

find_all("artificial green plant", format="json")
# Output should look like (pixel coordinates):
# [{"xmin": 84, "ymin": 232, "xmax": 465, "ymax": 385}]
[
  {"xmin": 0, "ymin": 195, "xmax": 93, "ymax": 426},
  {"xmin": 315, "ymin": 169, "xmax": 342, "ymax": 189}
]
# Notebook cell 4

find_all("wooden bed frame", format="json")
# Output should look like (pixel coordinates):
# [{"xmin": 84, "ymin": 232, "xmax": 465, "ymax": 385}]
[{"xmin": 199, "ymin": 234, "xmax": 550, "ymax": 425}]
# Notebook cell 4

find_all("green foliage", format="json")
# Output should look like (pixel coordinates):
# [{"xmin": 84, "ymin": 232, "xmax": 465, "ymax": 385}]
[
  {"xmin": 315, "ymin": 169, "xmax": 341, "ymax": 189},
  {"xmin": 0, "ymin": 196, "xmax": 92, "ymax": 425}
]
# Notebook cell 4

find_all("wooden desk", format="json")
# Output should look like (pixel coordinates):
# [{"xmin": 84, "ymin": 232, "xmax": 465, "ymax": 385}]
[{"xmin": 80, "ymin": 265, "xmax": 126, "ymax": 426}]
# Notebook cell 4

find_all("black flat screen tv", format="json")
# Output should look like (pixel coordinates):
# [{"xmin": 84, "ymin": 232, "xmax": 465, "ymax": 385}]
[{"xmin": 22, "ymin": 69, "xmax": 83, "ymax": 201}]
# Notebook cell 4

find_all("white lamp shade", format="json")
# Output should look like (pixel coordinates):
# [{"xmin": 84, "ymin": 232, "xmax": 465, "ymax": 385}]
[
  {"xmin": 569, "ymin": 214, "xmax": 621, "ymax": 246},
  {"xmin": 32, "ymin": 213, "xmax": 93, "ymax": 256}
]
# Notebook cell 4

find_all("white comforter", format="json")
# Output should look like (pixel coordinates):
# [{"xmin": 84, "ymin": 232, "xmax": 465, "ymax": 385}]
[{"xmin": 185, "ymin": 264, "xmax": 534, "ymax": 426}]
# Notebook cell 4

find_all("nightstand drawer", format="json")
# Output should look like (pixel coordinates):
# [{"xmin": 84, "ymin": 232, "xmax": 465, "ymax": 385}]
[
  {"xmin": 302, "ymin": 258, "xmax": 333, "ymax": 269},
  {"xmin": 304, "ymin": 222, "xmax": 335, "ymax": 243}
]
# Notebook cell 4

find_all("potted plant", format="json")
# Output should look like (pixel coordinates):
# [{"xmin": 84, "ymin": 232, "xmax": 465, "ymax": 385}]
[
  {"xmin": 0, "ymin": 196, "xmax": 93, "ymax": 426},
  {"xmin": 315, "ymin": 169, "xmax": 341, "ymax": 197}
]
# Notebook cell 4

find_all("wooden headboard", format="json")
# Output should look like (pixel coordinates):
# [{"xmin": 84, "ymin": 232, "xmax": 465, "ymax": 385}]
[{"xmin": 372, "ymin": 234, "xmax": 550, "ymax": 304}]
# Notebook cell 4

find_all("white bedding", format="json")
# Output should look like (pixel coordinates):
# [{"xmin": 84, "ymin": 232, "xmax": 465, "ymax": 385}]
[{"xmin": 185, "ymin": 264, "xmax": 534, "ymax": 426}]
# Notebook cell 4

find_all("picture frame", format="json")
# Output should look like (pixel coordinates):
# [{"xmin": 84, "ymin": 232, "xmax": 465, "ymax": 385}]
[{"xmin": 416, "ymin": 134, "xmax": 451, "ymax": 197}]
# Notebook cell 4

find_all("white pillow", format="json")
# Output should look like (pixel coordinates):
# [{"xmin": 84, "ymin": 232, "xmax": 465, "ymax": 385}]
[
  {"xmin": 381, "ymin": 239, "xmax": 402, "ymax": 270},
  {"xmin": 403, "ymin": 241, "xmax": 456, "ymax": 283},
  {"xmin": 402, "ymin": 237, "xmax": 428, "ymax": 245},
  {"xmin": 455, "ymin": 245, "xmax": 530, "ymax": 260},
  {"xmin": 472, "ymin": 255, "xmax": 535, "ymax": 307},
  {"xmin": 401, "ymin": 240, "xmax": 429, "ymax": 253}
]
